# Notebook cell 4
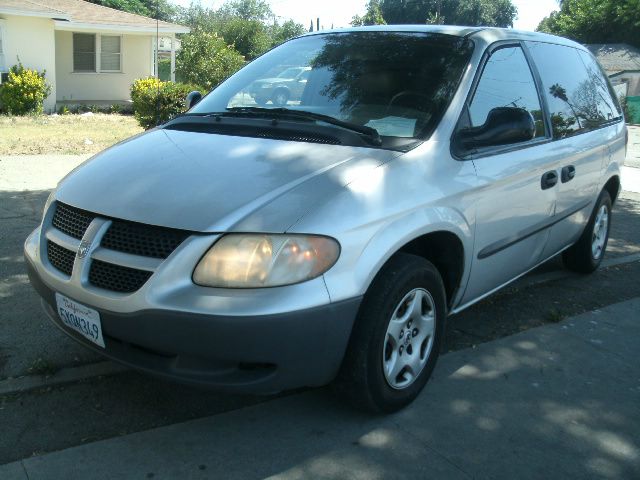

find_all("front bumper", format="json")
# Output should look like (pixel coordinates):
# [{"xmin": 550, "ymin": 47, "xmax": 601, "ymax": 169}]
[{"xmin": 25, "ymin": 225, "xmax": 362, "ymax": 394}]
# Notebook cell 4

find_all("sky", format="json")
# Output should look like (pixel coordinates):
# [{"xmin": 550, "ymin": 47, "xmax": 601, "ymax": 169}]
[{"xmin": 170, "ymin": 0, "xmax": 560, "ymax": 31}]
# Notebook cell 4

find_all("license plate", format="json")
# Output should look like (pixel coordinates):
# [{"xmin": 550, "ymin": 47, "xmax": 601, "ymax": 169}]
[{"xmin": 55, "ymin": 293, "xmax": 105, "ymax": 348}]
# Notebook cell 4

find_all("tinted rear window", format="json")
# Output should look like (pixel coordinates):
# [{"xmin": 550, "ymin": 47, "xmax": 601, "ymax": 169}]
[{"xmin": 527, "ymin": 42, "xmax": 622, "ymax": 139}]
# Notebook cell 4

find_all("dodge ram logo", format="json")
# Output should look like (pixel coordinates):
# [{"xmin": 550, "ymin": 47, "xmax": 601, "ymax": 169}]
[{"xmin": 77, "ymin": 240, "xmax": 91, "ymax": 259}]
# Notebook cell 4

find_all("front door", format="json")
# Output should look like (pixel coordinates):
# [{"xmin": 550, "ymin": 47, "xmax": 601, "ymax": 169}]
[{"xmin": 458, "ymin": 44, "xmax": 557, "ymax": 304}]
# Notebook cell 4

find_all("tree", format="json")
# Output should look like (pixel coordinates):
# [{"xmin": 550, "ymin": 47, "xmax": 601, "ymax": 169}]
[
  {"xmin": 270, "ymin": 20, "xmax": 307, "ymax": 47},
  {"xmin": 378, "ymin": 0, "xmax": 517, "ymax": 28},
  {"xmin": 351, "ymin": 0, "xmax": 387, "ymax": 26},
  {"xmin": 176, "ymin": 1, "xmax": 306, "ymax": 60},
  {"xmin": 217, "ymin": 0, "xmax": 274, "ymax": 23},
  {"xmin": 217, "ymin": 17, "xmax": 272, "ymax": 59},
  {"xmin": 175, "ymin": 30, "xmax": 245, "ymax": 91},
  {"xmin": 536, "ymin": 0, "xmax": 640, "ymax": 48}
]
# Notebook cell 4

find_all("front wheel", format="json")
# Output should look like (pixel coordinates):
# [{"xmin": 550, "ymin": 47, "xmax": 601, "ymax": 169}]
[
  {"xmin": 335, "ymin": 254, "xmax": 447, "ymax": 413},
  {"xmin": 563, "ymin": 190, "xmax": 612, "ymax": 273},
  {"xmin": 271, "ymin": 89, "xmax": 289, "ymax": 107}
]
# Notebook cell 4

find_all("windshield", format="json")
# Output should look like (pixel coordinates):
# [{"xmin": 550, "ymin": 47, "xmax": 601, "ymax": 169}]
[{"xmin": 190, "ymin": 32, "xmax": 474, "ymax": 140}]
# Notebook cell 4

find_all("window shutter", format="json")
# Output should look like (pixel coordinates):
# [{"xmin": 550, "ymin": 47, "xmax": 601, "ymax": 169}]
[
  {"xmin": 100, "ymin": 36, "xmax": 121, "ymax": 71},
  {"xmin": 73, "ymin": 33, "xmax": 96, "ymax": 72}
]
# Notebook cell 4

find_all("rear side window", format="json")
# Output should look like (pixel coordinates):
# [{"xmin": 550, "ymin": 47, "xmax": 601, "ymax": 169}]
[
  {"xmin": 469, "ymin": 46, "xmax": 545, "ymax": 138},
  {"xmin": 577, "ymin": 50, "xmax": 622, "ymax": 118},
  {"xmin": 527, "ymin": 42, "xmax": 622, "ymax": 139}
]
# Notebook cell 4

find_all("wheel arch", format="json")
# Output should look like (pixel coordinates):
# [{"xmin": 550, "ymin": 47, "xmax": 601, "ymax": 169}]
[
  {"xmin": 337, "ymin": 209, "xmax": 473, "ymax": 311},
  {"xmin": 603, "ymin": 175, "xmax": 621, "ymax": 205},
  {"xmin": 395, "ymin": 231, "xmax": 465, "ymax": 308}
]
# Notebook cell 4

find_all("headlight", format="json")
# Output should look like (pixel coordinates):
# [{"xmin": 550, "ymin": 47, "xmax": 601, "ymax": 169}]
[{"xmin": 193, "ymin": 234, "xmax": 340, "ymax": 288}]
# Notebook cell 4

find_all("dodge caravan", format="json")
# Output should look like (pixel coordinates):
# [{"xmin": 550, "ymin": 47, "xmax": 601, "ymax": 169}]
[{"xmin": 25, "ymin": 26, "xmax": 626, "ymax": 412}]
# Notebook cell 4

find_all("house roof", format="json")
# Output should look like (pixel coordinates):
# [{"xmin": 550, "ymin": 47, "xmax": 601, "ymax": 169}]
[
  {"xmin": 0, "ymin": 0, "xmax": 69, "ymax": 19},
  {"xmin": 585, "ymin": 44, "xmax": 640, "ymax": 75},
  {"xmin": 0, "ymin": 0, "xmax": 189, "ymax": 33}
]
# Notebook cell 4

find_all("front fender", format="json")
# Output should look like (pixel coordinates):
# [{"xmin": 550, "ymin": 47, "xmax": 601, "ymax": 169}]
[{"xmin": 321, "ymin": 206, "xmax": 474, "ymax": 305}]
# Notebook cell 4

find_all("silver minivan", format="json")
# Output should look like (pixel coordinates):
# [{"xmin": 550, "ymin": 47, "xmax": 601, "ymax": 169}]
[{"xmin": 25, "ymin": 26, "xmax": 626, "ymax": 412}]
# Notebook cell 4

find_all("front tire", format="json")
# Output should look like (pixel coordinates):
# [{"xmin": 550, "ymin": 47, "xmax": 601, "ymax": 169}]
[
  {"xmin": 335, "ymin": 254, "xmax": 447, "ymax": 413},
  {"xmin": 271, "ymin": 89, "xmax": 289, "ymax": 107},
  {"xmin": 563, "ymin": 190, "xmax": 612, "ymax": 273}
]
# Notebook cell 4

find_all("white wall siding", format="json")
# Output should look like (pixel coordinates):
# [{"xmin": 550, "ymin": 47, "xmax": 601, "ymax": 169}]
[
  {"xmin": 0, "ymin": 15, "xmax": 56, "ymax": 112},
  {"xmin": 55, "ymin": 31, "xmax": 152, "ymax": 102}
]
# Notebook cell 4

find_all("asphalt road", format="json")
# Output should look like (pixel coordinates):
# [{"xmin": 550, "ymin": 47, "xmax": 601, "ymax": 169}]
[{"xmin": 1, "ymin": 139, "xmax": 639, "ymax": 464}]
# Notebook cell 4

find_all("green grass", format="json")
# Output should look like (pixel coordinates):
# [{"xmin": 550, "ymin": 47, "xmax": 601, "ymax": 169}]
[
  {"xmin": 27, "ymin": 357, "xmax": 57, "ymax": 376},
  {"xmin": 0, "ymin": 114, "xmax": 143, "ymax": 155}
]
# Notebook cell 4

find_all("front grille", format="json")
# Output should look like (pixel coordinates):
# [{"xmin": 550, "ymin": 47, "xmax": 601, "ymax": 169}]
[
  {"xmin": 47, "ymin": 240, "xmax": 75, "ymax": 276},
  {"xmin": 52, "ymin": 202, "xmax": 95, "ymax": 239},
  {"xmin": 89, "ymin": 260, "xmax": 153, "ymax": 293},
  {"xmin": 101, "ymin": 220, "xmax": 190, "ymax": 259},
  {"xmin": 49, "ymin": 202, "xmax": 189, "ymax": 293}
]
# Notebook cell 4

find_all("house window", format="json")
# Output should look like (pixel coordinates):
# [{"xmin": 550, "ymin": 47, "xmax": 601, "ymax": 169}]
[
  {"xmin": 73, "ymin": 33, "xmax": 96, "ymax": 72},
  {"xmin": 73, "ymin": 33, "xmax": 122, "ymax": 73},
  {"xmin": 0, "ymin": 20, "xmax": 6, "ymax": 71},
  {"xmin": 100, "ymin": 35, "xmax": 121, "ymax": 72}
]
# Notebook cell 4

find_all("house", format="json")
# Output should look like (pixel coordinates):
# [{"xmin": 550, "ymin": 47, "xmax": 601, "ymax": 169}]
[
  {"xmin": 586, "ymin": 43, "xmax": 640, "ymax": 123},
  {"xmin": 0, "ymin": 0, "xmax": 189, "ymax": 112}
]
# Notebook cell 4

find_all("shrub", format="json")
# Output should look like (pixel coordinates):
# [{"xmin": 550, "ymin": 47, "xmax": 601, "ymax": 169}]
[
  {"xmin": 0, "ymin": 63, "xmax": 52, "ymax": 115},
  {"xmin": 57, "ymin": 105, "xmax": 70, "ymax": 115},
  {"xmin": 109, "ymin": 103, "xmax": 123, "ymax": 114},
  {"xmin": 176, "ymin": 30, "xmax": 245, "ymax": 91},
  {"xmin": 130, "ymin": 77, "xmax": 202, "ymax": 129},
  {"xmin": 620, "ymin": 95, "xmax": 638, "ymax": 124}
]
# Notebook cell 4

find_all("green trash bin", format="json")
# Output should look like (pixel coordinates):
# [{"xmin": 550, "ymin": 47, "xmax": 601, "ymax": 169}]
[{"xmin": 627, "ymin": 96, "xmax": 640, "ymax": 125}]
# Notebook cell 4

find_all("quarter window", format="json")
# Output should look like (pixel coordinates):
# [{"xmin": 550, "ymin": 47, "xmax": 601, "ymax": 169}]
[{"xmin": 469, "ymin": 46, "xmax": 545, "ymax": 138}]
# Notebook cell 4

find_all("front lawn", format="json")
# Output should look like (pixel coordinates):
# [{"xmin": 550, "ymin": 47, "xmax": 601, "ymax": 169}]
[{"xmin": 0, "ymin": 114, "xmax": 143, "ymax": 155}]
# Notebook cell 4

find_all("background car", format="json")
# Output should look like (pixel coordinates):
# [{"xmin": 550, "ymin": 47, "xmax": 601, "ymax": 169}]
[{"xmin": 248, "ymin": 66, "xmax": 311, "ymax": 106}]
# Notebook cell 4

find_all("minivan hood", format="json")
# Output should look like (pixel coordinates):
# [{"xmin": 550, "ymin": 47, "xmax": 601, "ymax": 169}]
[{"xmin": 55, "ymin": 129, "xmax": 399, "ymax": 232}]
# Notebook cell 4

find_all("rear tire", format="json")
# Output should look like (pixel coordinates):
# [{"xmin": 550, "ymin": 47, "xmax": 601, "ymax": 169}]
[
  {"xmin": 334, "ymin": 253, "xmax": 447, "ymax": 413},
  {"xmin": 563, "ymin": 190, "xmax": 612, "ymax": 274}
]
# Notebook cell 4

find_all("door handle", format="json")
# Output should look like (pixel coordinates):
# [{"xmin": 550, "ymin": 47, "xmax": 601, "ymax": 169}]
[
  {"xmin": 561, "ymin": 165, "xmax": 576, "ymax": 183},
  {"xmin": 541, "ymin": 170, "xmax": 558, "ymax": 190}
]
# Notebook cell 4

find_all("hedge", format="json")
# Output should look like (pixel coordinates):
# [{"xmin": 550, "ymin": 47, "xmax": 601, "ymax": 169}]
[{"xmin": 130, "ymin": 77, "xmax": 202, "ymax": 129}]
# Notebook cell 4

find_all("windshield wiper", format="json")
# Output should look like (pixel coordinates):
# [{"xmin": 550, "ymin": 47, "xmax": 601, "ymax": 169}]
[{"xmin": 222, "ymin": 107, "xmax": 383, "ymax": 146}]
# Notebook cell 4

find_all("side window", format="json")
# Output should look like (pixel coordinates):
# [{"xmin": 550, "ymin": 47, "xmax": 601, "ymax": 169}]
[
  {"xmin": 469, "ymin": 46, "xmax": 545, "ymax": 138},
  {"xmin": 527, "ymin": 42, "xmax": 622, "ymax": 139}
]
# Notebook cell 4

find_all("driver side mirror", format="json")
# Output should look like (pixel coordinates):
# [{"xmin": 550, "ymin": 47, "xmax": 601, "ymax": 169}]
[
  {"xmin": 454, "ymin": 107, "xmax": 536, "ymax": 154},
  {"xmin": 185, "ymin": 91, "xmax": 202, "ymax": 110}
]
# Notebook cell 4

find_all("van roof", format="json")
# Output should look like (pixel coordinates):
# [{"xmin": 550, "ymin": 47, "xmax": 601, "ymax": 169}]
[{"xmin": 302, "ymin": 25, "xmax": 586, "ymax": 52}]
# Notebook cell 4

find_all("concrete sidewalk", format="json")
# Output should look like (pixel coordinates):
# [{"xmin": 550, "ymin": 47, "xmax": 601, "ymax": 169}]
[{"xmin": 2, "ymin": 300, "xmax": 639, "ymax": 480}]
